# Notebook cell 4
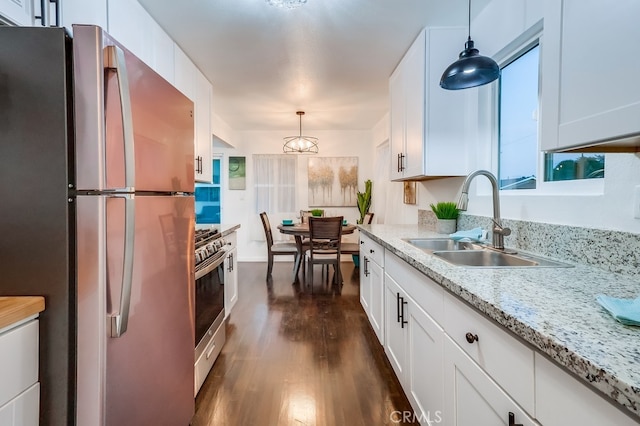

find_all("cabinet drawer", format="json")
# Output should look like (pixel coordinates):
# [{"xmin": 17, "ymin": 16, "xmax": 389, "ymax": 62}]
[
  {"xmin": 224, "ymin": 231, "xmax": 237, "ymax": 251},
  {"xmin": 386, "ymin": 252, "xmax": 443, "ymax": 325},
  {"xmin": 361, "ymin": 233, "xmax": 384, "ymax": 266},
  {"xmin": 0, "ymin": 383, "xmax": 40, "ymax": 426},
  {"xmin": 443, "ymin": 293, "xmax": 535, "ymax": 415},
  {"xmin": 0, "ymin": 320, "xmax": 39, "ymax": 408},
  {"xmin": 535, "ymin": 353, "xmax": 639, "ymax": 426}
]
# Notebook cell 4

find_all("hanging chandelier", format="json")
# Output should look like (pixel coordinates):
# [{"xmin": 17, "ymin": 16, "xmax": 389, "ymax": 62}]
[
  {"xmin": 440, "ymin": 0, "xmax": 500, "ymax": 90},
  {"xmin": 283, "ymin": 111, "xmax": 318, "ymax": 154},
  {"xmin": 265, "ymin": 0, "xmax": 307, "ymax": 9}
]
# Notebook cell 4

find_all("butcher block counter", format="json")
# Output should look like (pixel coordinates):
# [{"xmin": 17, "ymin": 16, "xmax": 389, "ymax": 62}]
[{"xmin": 0, "ymin": 297, "xmax": 44, "ymax": 330}]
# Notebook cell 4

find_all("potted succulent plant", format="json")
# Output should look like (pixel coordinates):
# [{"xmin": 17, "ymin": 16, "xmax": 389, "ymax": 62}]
[
  {"xmin": 430, "ymin": 201, "xmax": 459, "ymax": 234},
  {"xmin": 356, "ymin": 179, "xmax": 372, "ymax": 224},
  {"xmin": 311, "ymin": 208, "xmax": 324, "ymax": 217}
]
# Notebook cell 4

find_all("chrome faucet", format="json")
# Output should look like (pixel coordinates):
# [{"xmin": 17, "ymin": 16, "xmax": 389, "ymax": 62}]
[{"xmin": 457, "ymin": 170, "xmax": 511, "ymax": 250}]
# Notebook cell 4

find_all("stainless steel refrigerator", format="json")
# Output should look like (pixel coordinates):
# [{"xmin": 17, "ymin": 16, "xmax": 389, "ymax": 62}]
[{"xmin": 0, "ymin": 25, "xmax": 195, "ymax": 426}]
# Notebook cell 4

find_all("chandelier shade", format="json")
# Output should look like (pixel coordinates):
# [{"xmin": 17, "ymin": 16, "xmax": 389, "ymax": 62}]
[
  {"xmin": 283, "ymin": 111, "xmax": 318, "ymax": 154},
  {"xmin": 440, "ymin": 0, "xmax": 500, "ymax": 90},
  {"xmin": 265, "ymin": 0, "xmax": 307, "ymax": 9}
]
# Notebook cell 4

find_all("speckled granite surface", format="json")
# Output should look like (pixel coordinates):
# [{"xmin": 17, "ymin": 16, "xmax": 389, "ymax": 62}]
[
  {"xmin": 358, "ymin": 223, "xmax": 640, "ymax": 420},
  {"xmin": 457, "ymin": 214, "xmax": 640, "ymax": 279}
]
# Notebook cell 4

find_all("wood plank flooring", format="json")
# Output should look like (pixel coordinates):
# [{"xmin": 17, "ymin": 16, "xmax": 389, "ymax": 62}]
[{"xmin": 192, "ymin": 261, "xmax": 418, "ymax": 426}]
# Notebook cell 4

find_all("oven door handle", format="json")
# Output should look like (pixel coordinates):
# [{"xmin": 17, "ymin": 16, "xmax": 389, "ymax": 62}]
[{"xmin": 195, "ymin": 249, "xmax": 228, "ymax": 280}]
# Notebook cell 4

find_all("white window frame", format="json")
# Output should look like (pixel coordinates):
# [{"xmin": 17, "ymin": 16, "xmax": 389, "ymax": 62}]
[{"xmin": 490, "ymin": 20, "xmax": 604, "ymax": 199}]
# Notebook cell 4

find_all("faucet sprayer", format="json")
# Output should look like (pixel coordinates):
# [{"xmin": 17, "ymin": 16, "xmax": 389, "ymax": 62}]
[{"xmin": 457, "ymin": 170, "xmax": 511, "ymax": 250}]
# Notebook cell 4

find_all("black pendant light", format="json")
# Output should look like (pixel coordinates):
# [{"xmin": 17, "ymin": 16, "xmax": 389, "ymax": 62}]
[{"xmin": 440, "ymin": 0, "xmax": 500, "ymax": 90}]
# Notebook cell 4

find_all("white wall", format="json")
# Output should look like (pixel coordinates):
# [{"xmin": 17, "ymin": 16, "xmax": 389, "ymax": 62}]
[
  {"xmin": 413, "ymin": 0, "xmax": 640, "ymax": 234},
  {"xmin": 216, "ymin": 129, "xmax": 374, "ymax": 261}
]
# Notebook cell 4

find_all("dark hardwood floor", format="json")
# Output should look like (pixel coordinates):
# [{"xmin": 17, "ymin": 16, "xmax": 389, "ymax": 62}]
[{"xmin": 192, "ymin": 261, "xmax": 418, "ymax": 426}]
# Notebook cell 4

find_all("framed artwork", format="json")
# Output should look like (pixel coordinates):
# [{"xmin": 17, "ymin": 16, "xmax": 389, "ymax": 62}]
[
  {"xmin": 403, "ymin": 181, "xmax": 416, "ymax": 204},
  {"xmin": 308, "ymin": 157, "xmax": 358, "ymax": 207},
  {"xmin": 228, "ymin": 156, "xmax": 246, "ymax": 190}
]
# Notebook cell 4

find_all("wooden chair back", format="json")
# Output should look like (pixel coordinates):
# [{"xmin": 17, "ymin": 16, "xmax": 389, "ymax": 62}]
[
  {"xmin": 308, "ymin": 216, "xmax": 343, "ymax": 254},
  {"xmin": 259, "ymin": 212, "xmax": 274, "ymax": 247}
]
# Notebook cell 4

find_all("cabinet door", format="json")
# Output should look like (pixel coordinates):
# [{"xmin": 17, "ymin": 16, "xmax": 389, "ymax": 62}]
[
  {"xmin": 195, "ymin": 69, "xmax": 212, "ymax": 183},
  {"xmin": 108, "ymin": 0, "xmax": 152, "ymax": 65},
  {"xmin": 368, "ymin": 259, "xmax": 384, "ymax": 344},
  {"xmin": 402, "ymin": 29, "xmax": 426, "ymax": 180},
  {"xmin": 61, "ymin": 0, "xmax": 108, "ymax": 31},
  {"xmin": 0, "ymin": 0, "xmax": 32, "ymax": 26},
  {"xmin": 407, "ymin": 301, "xmax": 443, "ymax": 424},
  {"xmin": 359, "ymin": 255, "xmax": 371, "ymax": 314},
  {"xmin": 149, "ymin": 19, "xmax": 175, "ymax": 84},
  {"xmin": 541, "ymin": 0, "xmax": 640, "ymax": 151},
  {"xmin": 535, "ymin": 353, "xmax": 639, "ymax": 426},
  {"xmin": 389, "ymin": 64, "xmax": 405, "ymax": 181},
  {"xmin": 174, "ymin": 46, "xmax": 196, "ymax": 101},
  {"xmin": 443, "ymin": 336, "xmax": 537, "ymax": 426},
  {"xmin": 384, "ymin": 272, "xmax": 408, "ymax": 384},
  {"xmin": 424, "ymin": 27, "xmax": 470, "ymax": 176},
  {"xmin": 224, "ymin": 247, "xmax": 238, "ymax": 318}
]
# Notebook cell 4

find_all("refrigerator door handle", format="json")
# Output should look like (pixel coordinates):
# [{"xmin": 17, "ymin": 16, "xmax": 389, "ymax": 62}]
[
  {"xmin": 109, "ymin": 194, "xmax": 136, "ymax": 337},
  {"xmin": 104, "ymin": 45, "xmax": 136, "ymax": 192}
]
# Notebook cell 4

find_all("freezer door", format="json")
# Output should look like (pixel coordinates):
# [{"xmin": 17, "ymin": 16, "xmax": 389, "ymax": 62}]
[
  {"xmin": 103, "ymin": 194, "xmax": 195, "ymax": 426},
  {"xmin": 73, "ymin": 25, "xmax": 194, "ymax": 193}
]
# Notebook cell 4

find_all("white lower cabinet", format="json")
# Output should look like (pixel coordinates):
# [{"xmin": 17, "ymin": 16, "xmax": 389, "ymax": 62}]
[
  {"xmin": 443, "ymin": 335, "xmax": 537, "ymax": 426},
  {"xmin": 367, "ymin": 259, "xmax": 384, "ymax": 343},
  {"xmin": 224, "ymin": 231, "xmax": 238, "ymax": 318},
  {"xmin": 377, "ymin": 248, "xmax": 640, "ymax": 426},
  {"xmin": 443, "ymin": 293, "xmax": 535, "ymax": 415},
  {"xmin": 0, "ymin": 318, "xmax": 40, "ymax": 426},
  {"xmin": 360, "ymin": 233, "xmax": 385, "ymax": 344},
  {"xmin": 384, "ymin": 272, "xmax": 409, "ymax": 381},
  {"xmin": 535, "ymin": 353, "xmax": 638, "ymax": 426},
  {"xmin": 384, "ymin": 253, "xmax": 444, "ymax": 423}
]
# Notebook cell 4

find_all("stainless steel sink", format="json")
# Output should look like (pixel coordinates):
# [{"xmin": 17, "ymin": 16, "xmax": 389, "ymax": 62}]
[
  {"xmin": 403, "ymin": 238, "xmax": 482, "ymax": 251},
  {"xmin": 432, "ymin": 249, "xmax": 573, "ymax": 268}
]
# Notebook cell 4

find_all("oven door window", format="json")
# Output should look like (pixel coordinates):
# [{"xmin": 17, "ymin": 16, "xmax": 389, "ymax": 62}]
[{"xmin": 195, "ymin": 262, "xmax": 224, "ymax": 346}]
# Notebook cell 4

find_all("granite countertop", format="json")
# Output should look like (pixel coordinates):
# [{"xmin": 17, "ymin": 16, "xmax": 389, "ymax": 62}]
[
  {"xmin": 0, "ymin": 296, "xmax": 45, "ymax": 331},
  {"xmin": 358, "ymin": 224, "xmax": 640, "ymax": 419}
]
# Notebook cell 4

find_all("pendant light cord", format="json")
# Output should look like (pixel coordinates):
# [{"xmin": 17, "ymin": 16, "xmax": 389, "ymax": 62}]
[{"xmin": 467, "ymin": 0, "xmax": 471, "ymax": 40}]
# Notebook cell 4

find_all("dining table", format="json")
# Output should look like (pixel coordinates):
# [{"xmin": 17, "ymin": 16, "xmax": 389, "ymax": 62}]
[{"xmin": 277, "ymin": 222, "xmax": 357, "ymax": 280}]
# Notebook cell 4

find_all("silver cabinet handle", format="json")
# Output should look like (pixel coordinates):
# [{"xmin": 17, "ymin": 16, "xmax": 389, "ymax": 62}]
[
  {"xmin": 109, "ymin": 194, "xmax": 136, "ymax": 337},
  {"xmin": 105, "ymin": 45, "xmax": 136, "ymax": 191}
]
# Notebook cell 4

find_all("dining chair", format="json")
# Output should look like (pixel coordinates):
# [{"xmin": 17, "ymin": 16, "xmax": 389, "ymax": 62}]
[
  {"xmin": 300, "ymin": 209, "xmax": 324, "ymax": 224},
  {"xmin": 260, "ymin": 212, "xmax": 298, "ymax": 279},
  {"xmin": 306, "ymin": 216, "xmax": 343, "ymax": 286},
  {"xmin": 341, "ymin": 212, "xmax": 374, "ymax": 256}
]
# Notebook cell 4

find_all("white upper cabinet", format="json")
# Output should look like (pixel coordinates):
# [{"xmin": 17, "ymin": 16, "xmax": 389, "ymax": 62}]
[
  {"xmin": 390, "ymin": 27, "xmax": 471, "ymax": 181},
  {"xmin": 541, "ymin": 0, "xmax": 640, "ymax": 152},
  {"xmin": 61, "ymin": 0, "xmax": 107, "ymax": 31},
  {"xmin": 174, "ymin": 46, "xmax": 196, "ymax": 101},
  {"xmin": 108, "ymin": 0, "xmax": 153, "ymax": 65},
  {"xmin": 195, "ymin": 69, "xmax": 213, "ymax": 183},
  {"xmin": 0, "ymin": 0, "xmax": 33, "ymax": 26},
  {"xmin": 149, "ymin": 19, "xmax": 175, "ymax": 85},
  {"xmin": 174, "ymin": 45, "xmax": 213, "ymax": 182}
]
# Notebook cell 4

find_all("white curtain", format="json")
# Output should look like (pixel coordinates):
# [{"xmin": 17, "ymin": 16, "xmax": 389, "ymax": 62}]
[{"xmin": 253, "ymin": 154, "xmax": 297, "ymax": 241}]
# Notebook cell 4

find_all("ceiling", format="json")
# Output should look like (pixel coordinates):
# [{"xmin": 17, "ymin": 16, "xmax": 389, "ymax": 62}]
[{"xmin": 138, "ymin": 0, "xmax": 490, "ymax": 132}]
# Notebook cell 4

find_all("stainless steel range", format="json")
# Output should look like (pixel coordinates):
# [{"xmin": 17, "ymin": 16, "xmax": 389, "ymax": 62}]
[{"xmin": 194, "ymin": 228, "xmax": 227, "ymax": 394}]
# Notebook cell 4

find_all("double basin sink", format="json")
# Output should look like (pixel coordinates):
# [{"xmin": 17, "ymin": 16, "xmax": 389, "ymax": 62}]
[{"xmin": 404, "ymin": 238, "xmax": 572, "ymax": 268}]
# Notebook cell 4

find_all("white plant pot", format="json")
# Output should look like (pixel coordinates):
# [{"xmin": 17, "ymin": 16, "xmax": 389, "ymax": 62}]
[{"xmin": 435, "ymin": 219, "xmax": 457, "ymax": 234}]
